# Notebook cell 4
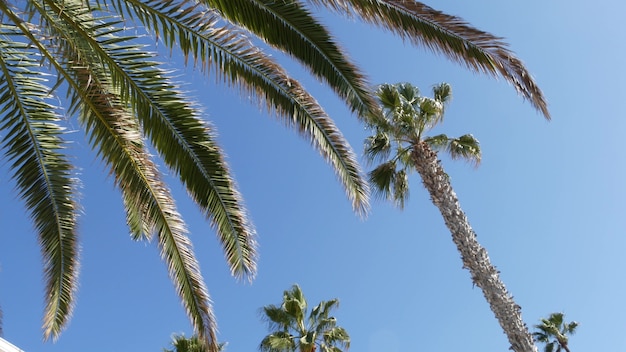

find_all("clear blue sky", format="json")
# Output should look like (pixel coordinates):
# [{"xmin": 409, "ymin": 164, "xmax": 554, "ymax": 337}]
[{"xmin": 1, "ymin": 1, "xmax": 624, "ymax": 351}]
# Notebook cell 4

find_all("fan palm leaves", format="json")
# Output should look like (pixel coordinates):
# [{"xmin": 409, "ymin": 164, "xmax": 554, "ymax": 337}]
[
  {"xmin": 533, "ymin": 313, "xmax": 578, "ymax": 352},
  {"xmin": 0, "ymin": 0, "xmax": 547, "ymax": 350},
  {"xmin": 364, "ymin": 82, "xmax": 537, "ymax": 352},
  {"xmin": 164, "ymin": 334, "xmax": 226, "ymax": 352},
  {"xmin": 260, "ymin": 285, "xmax": 350, "ymax": 352}
]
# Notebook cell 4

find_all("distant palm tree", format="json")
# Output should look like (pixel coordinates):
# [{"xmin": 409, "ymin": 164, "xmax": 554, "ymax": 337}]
[
  {"xmin": 164, "ymin": 334, "xmax": 226, "ymax": 352},
  {"xmin": 1, "ymin": 1, "xmax": 548, "ymax": 350},
  {"xmin": 260, "ymin": 285, "xmax": 349, "ymax": 352},
  {"xmin": 364, "ymin": 82, "xmax": 537, "ymax": 352},
  {"xmin": 533, "ymin": 313, "xmax": 578, "ymax": 352}
]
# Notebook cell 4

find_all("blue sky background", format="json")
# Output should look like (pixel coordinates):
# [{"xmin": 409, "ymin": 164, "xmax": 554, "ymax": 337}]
[{"xmin": 1, "ymin": 1, "xmax": 625, "ymax": 351}]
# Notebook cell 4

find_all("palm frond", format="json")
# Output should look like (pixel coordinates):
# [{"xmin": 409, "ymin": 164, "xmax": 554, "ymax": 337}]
[
  {"xmin": 72, "ymin": 67, "xmax": 218, "ymax": 349},
  {"xmin": 114, "ymin": 0, "xmax": 370, "ymax": 216},
  {"xmin": 0, "ymin": 16, "xmax": 80, "ymax": 340},
  {"xmin": 432, "ymin": 82, "xmax": 452, "ymax": 105},
  {"xmin": 311, "ymin": 0, "xmax": 550, "ymax": 118},
  {"xmin": 447, "ymin": 134, "xmax": 481, "ymax": 166},
  {"xmin": 423, "ymin": 133, "xmax": 450, "ymax": 150},
  {"xmin": 364, "ymin": 131, "xmax": 391, "ymax": 165},
  {"xmin": 392, "ymin": 169, "xmax": 409, "ymax": 209},
  {"xmin": 201, "ymin": 0, "xmax": 378, "ymax": 117},
  {"xmin": 23, "ymin": 3, "xmax": 219, "ymax": 347},
  {"xmin": 368, "ymin": 161, "xmax": 397, "ymax": 204},
  {"xmin": 43, "ymin": 0, "xmax": 259, "ymax": 279},
  {"xmin": 322, "ymin": 326, "xmax": 350, "ymax": 349},
  {"xmin": 259, "ymin": 331, "xmax": 296, "ymax": 352}
]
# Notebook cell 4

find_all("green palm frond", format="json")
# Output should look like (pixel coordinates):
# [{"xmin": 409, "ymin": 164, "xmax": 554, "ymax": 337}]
[
  {"xmin": 322, "ymin": 326, "xmax": 350, "ymax": 349},
  {"xmin": 423, "ymin": 133, "xmax": 450, "ymax": 149},
  {"xmin": 368, "ymin": 161, "xmax": 397, "ymax": 202},
  {"xmin": 310, "ymin": 0, "xmax": 549, "ymax": 118},
  {"xmin": 259, "ymin": 331, "xmax": 296, "ymax": 352},
  {"xmin": 116, "ymin": 1, "xmax": 369, "ymax": 216},
  {"xmin": 425, "ymin": 133, "xmax": 481, "ymax": 166},
  {"xmin": 0, "ymin": 30, "xmax": 79, "ymax": 340},
  {"xmin": 202, "ymin": 0, "xmax": 377, "ymax": 117},
  {"xmin": 392, "ymin": 169, "xmax": 409, "ymax": 209},
  {"xmin": 432, "ymin": 82, "xmax": 452, "ymax": 105},
  {"xmin": 364, "ymin": 131, "xmax": 391, "ymax": 165},
  {"xmin": 447, "ymin": 134, "xmax": 481, "ymax": 165},
  {"xmin": 13, "ymin": 2, "xmax": 218, "ymax": 345},
  {"xmin": 376, "ymin": 84, "xmax": 403, "ymax": 113}
]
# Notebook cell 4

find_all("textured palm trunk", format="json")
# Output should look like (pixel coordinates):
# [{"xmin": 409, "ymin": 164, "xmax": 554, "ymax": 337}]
[{"xmin": 411, "ymin": 141, "xmax": 537, "ymax": 352}]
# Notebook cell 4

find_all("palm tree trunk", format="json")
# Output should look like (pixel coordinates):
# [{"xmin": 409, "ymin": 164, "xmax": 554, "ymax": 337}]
[{"xmin": 411, "ymin": 141, "xmax": 537, "ymax": 352}]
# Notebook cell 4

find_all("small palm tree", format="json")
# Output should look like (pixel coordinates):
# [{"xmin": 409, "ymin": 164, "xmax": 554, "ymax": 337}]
[
  {"xmin": 364, "ymin": 82, "xmax": 537, "ymax": 352},
  {"xmin": 164, "ymin": 334, "xmax": 226, "ymax": 352},
  {"xmin": 533, "ymin": 313, "xmax": 578, "ymax": 352},
  {"xmin": 260, "ymin": 285, "xmax": 349, "ymax": 352}
]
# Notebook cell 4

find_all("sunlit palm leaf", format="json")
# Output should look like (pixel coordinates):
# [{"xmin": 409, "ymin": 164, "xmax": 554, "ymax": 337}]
[
  {"xmin": 311, "ymin": 0, "xmax": 550, "ymax": 118},
  {"xmin": 21, "ymin": 2, "xmax": 218, "ymax": 346},
  {"xmin": 364, "ymin": 131, "xmax": 391, "ymax": 165},
  {"xmin": 447, "ymin": 134, "xmax": 481, "ymax": 165},
  {"xmin": 117, "ymin": 0, "xmax": 369, "ymax": 215},
  {"xmin": 0, "ymin": 29, "xmax": 79, "ymax": 340},
  {"xmin": 260, "ymin": 331, "xmax": 296, "ymax": 352},
  {"xmin": 368, "ymin": 161, "xmax": 397, "ymax": 203},
  {"xmin": 202, "ymin": 0, "xmax": 378, "ymax": 117}
]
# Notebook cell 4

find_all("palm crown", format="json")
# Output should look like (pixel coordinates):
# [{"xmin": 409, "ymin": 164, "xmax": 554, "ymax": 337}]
[
  {"xmin": 365, "ymin": 82, "xmax": 480, "ymax": 208},
  {"xmin": 533, "ymin": 313, "xmax": 578, "ymax": 352},
  {"xmin": 260, "ymin": 285, "xmax": 350, "ymax": 352},
  {"xmin": 1, "ymin": 0, "xmax": 548, "ymax": 350}
]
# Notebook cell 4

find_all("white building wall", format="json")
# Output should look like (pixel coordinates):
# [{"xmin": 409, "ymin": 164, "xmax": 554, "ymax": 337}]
[{"xmin": 0, "ymin": 338, "xmax": 24, "ymax": 352}]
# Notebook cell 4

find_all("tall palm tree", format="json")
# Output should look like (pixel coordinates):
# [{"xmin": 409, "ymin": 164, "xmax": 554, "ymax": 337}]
[
  {"xmin": 364, "ymin": 82, "xmax": 537, "ymax": 352},
  {"xmin": 260, "ymin": 285, "xmax": 350, "ymax": 352},
  {"xmin": 0, "ymin": 1, "xmax": 549, "ymax": 350},
  {"xmin": 533, "ymin": 313, "xmax": 578, "ymax": 352}
]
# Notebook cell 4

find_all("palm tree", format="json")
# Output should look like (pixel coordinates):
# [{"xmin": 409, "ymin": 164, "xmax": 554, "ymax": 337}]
[
  {"xmin": 164, "ymin": 334, "xmax": 226, "ymax": 352},
  {"xmin": 260, "ymin": 285, "xmax": 350, "ymax": 352},
  {"xmin": 0, "ymin": 1, "xmax": 549, "ymax": 350},
  {"xmin": 364, "ymin": 82, "xmax": 537, "ymax": 352},
  {"xmin": 533, "ymin": 313, "xmax": 578, "ymax": 352}
]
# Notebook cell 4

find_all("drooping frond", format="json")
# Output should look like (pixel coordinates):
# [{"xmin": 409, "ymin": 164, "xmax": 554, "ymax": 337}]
[
  {"xmin": 424, "ymin": 133, "xmax": 481, "ymax": 166},
  {"xmin": 68, "ymin": 63, "xmax": 218, "ymax": 349},
  {"xmin": 309, "ymin": 0, "xmax": 550, "ymax": 119},
  {"xmin": 22, "ymin": 3, "xmax": 219, "ymax": 348},
  {"xmin": 322, "ymin": 326, "xmax": 350, "ymax": 350},
  {"xmin": 113, "ymin": 0, "xmax": 370, "ymax": 216},
  {"xmin": 447, "ymin": 134, "xmax": 481, "ymax": 165},
  {"xmin": 259, "ymin": 331, "xmax": 296, "ymax": 352},
  {"xmin": 432, "ymin": 82, "xmax": 452, "ymax": 105},
  {"xmin": 0, "ymin": 18, "xmax": 80, "ymax": 340},
  {"xmin": 364, "ymin": 131, "xmax": 391, "ymax": 165},
  {"xmin": 368, "ymin": 161, "xmax": 411, "ymax": 208},
  {"xmin": 200, "ymin": 0, "xmax": 378, "ymax": 118}
]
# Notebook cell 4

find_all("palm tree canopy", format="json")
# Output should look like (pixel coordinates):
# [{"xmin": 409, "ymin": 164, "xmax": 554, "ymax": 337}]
[
  {"xmin": 164, "ymin": 334, "xmax": 226, "ymax": 352},
  {"xmin": 533, "ymin": 313, "xmax": 578, "ymax": 352},
  {"xmin": 0, "ymin": 0, "xmax": 547, "ymax": 349},
  {"xmin": 365, "ymin": 82, "xmax": 481, "ymax": 208},
  {"xmin": 260, "ymin": 285, "xmax": 350, "ymax": 352}
]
